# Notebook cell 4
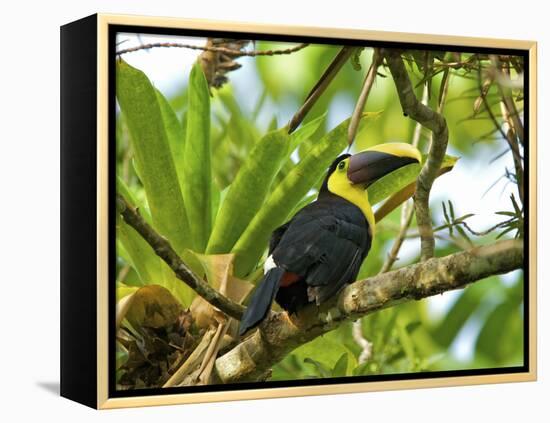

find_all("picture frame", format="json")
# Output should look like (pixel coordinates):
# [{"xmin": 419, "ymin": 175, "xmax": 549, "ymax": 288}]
[{"xmin": 60, "ymin": 13, "xmax": 537, "ymax": 409}]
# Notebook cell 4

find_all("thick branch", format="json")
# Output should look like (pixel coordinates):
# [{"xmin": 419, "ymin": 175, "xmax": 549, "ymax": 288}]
[
  {"xmin": 215, "ymin": 239, "xmax": 523, "ymax": 383},
  {"xmin": 116, "ymin": 195, "xmax": 245, "ymax": 320},
  {"xmin": 384, "ymin": 50, "xmax": 449, "ymax": 261}
]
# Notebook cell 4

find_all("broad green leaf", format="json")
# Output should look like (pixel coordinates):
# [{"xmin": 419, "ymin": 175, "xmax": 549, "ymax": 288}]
[
  {"xmin": 116, "ymin": 211, "xmax": 194, "ymax": 307},
  {"xmin": 160, "ymin": 265, "xmax": 197, "ymax": 309},
  {"xmin": 116, "ymin": 60, "xmax": 191, "ymax": 255},
  {"xmin": 116, "ymin": 176, "xmax": 152, "ymax": 224},
  {"xmin": 115, "ymin": 283, "xmax": 140, "ymax": 302},
  {"xmin": 368, "ymin": 154, "xmax": 459, "ymax": 206},
  {"xmin": 183, "ymin": 62, "xmax": 212, "ymax": 252},
  {"xmin": 207, "ymin": 127, "xmax": 290, "ymax": 255},
  {"xmin": 475, "ymin": 279, "xmax": 524, "ymax": 364},
  {"xmin": 331, "ymin": 353, "xmax": 349, "ymax": 377},
  {"xmin": 291, "ymin": 334, "xmax": 357, "ymax": 375},
  {"xmin": 155, "ymin": 88, "xmax": 186, "ymax": 196},
  {"xmin": 287, "ymin": 112, "xmax": 327, "ymax": 156},
  {"xmin": 116, "ymin": 214, "xmax": 161, "ymax": 285},
  {"xmin": 397, "ymin": 321, "xmax": 416, "ymax": 363},
  {"xmin": 432, "ymin": 280, "xmax": 494, "ymax": 347},
  {"xmin": 303, "ymin": 358, "xmax": 331, "ymax": 378}
]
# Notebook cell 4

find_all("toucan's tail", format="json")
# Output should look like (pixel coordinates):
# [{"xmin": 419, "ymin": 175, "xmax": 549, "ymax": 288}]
[{"xmin": 238, "ymin": 267, "xmax": 285, "ymax": 336}]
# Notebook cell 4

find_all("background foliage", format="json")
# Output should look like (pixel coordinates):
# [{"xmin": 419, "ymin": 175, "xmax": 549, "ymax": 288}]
[{"xmin": 114, "ymin": 35, "xmax": 524, "ymax": 387}]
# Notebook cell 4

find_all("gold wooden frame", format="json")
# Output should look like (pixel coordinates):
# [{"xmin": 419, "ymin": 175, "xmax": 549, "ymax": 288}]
[{"xmin": 96, "ymin": 13, "xmax": 537, "ymax": 409}]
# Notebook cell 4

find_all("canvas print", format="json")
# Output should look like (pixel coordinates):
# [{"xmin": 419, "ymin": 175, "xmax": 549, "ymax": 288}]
[{"xmin": 113, "ymin": 30, "xmax": 526, "ymax": 393}]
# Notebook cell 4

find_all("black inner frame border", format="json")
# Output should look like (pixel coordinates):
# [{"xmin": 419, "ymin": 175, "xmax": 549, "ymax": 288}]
[{"xmin": 108, "ymin": 23, "xmax": 530, "ymax": 399}]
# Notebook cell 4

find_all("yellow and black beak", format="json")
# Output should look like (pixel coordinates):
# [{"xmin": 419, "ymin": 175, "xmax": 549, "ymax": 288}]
[{"xmin": 347, "ymin": 143, "xmax": 422, "ymax": 187}]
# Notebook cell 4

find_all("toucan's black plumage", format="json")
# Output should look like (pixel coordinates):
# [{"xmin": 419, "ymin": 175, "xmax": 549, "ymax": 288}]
[
  {"xmin": 238, "ymin": 144, "xmax": 421, "ymax": 336},
  {"xmin": 272, "ymin": 192, "xmax": 371, "ymax": 311}
]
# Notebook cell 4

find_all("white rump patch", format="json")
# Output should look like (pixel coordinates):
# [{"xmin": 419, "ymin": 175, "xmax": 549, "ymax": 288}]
[{"xmin": 263, "ymin": 255, "xmax": 277, "ymax": 274}]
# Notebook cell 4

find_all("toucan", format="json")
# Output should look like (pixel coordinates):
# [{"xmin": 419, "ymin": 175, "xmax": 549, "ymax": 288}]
[{"xmin": 238, "ymin": 143, "xmax": 422, "ymax": 336}]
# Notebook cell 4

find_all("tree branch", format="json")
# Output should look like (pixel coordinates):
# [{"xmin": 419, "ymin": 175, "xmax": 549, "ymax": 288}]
[
  {"xmin": 383, "ymin": 50, "xmax": 449, "ymax": 261},
  {"xmin": 288, "ymin": 46, "xmax": 357, "ymax": 134},
  {"xmin": 116, "ymin": 195, "xmax": 245, "ymax": 320},
  {"xmin": 348, "ymin": 48, "xmax": 382, "ymax": 145},
  {"xmin": 379, "ymin": 83, "xmax": 429, "ymax": 273},
  {"xmin": 215, "ymin": 239, "xmax": 523, "ymax": 383},
  {"xmin": 116, "ymin": 42, "xmax": 309, "ymax": 57}
]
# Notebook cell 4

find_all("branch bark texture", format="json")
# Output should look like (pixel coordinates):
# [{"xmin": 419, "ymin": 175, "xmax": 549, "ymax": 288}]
[
  {"xmin": 384, "ymin": 50, "xmax": 449, "ymax": 261},
  {"xmin": 117, "ymin": 195, "xmax": 245, "ymax": 320},
  {"xmin": 215, "ymin": 239, "xmax": 523, "ymax": 383}
]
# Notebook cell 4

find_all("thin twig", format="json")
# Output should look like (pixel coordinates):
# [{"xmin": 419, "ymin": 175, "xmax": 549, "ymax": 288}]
[
  {"xmin": 116, "ymin": 42, "xmax": 309, "ymax": 57},
  {"xmin": 473, "ymin": 74, "xmax": 494, "ymax": 115},
  {"xmin": 500, "ymin": 101, "xmax": 524, "ymax": 204},
  {"xmin": 406, "ymin": 217, "xmax": 515, "ymax": 239},
  {"xmin": 491, "ymin": 56, "xmax": 524, "ymax": 205},
  {"xmin": 491, "ymin": 55, "xmax": 525, "ymax": 145},
  {"xmin": 117, "ymin": 195, "xmax": 245, "ymax": 320},
  {"xmin": 352, "ymin": 320, "xmax": 373, "ymax": 364},
  {"xmin": 288, "ymin": 46, "xmax": 357, "ymax": 134},
  {"xmin": 476, "ymin": 62, "xmax": 521, "ymax": 158},
  {"xmin": 384, "ymin": 50, "xmax": 449, "ymax": 261},
  {"xmin": 348, "ymin": 48, "xmax": 382, "ymax": 145},
  {"xmin": 379, "ymin": 203, "xmax": 415, "ymax": 273}
]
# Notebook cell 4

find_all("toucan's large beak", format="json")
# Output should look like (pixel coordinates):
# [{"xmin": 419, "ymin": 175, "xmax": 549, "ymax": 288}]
[{"xmin": 347, "ymin": 143, "xmax": 422, "ymax": 187}]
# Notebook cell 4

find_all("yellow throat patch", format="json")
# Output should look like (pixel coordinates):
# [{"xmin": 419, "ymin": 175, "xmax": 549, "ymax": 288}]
[{"xmin": 327, "ymin": 158, "xmax": 376, "ymax": 237}]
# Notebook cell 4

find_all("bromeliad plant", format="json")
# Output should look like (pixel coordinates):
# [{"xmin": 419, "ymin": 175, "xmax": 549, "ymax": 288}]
[{"xmin": 114, "ymin": 57, "xmax": 457, "ymax": 388}]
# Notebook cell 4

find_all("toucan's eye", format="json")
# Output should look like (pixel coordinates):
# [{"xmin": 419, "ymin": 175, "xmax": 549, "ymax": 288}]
[{"xmin": 338, "ymin": 161, "xmax": 346, "ymax": 171}]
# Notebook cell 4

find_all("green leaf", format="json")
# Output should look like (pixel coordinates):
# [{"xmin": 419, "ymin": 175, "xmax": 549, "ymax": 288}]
[
  {"xmin": 183, "ymin": 62, "xmax": 212, "ymax": 253},
  {"xmin": 116, "ymin": 60, "xmax": 191, "ymax": 254},
  {"xmin": 448, "ymin": 200, "xmax": 456, "ymax": 220},
  {"xmin": 367, "ymin": 154, "xmax": 459, "ymax": 206},
  {"xmin": 496, "ymin": 226, "xmax": 516, "ymax": 239},
  {"xmin": 475, "ymin": 300, "xmax": 523, "ymax": 364},
  {"xmin": 116, "ymin": 214, "xmax": 160, "ymax": 285},
  {"xmin": 456, "ymin": 224, "xmax": 473, "ymax": 245},
  {"xmin": 115, "ymin": 283, "xmax": 140, "ymax": 302},
  {"xmin": 207, "ymin": 127, "xmax": 290, "ymax": 255},
  {"xmin": 304, "ymin": 358, "xmax": 331, "ymax": 378},
  {"xmin": 432, "ymin": 281, "xmax": 493, "ymax": 347},
  {"xmin": 292, "ymin": 333, "xmax": 357, "ymax": 376},
  {"xmin": 442, "ymin": 201, "xmax": 452, "ymax": 234},
  {"xmin": 406, "ymin": 321, "xmax": 422, "ymax": 334},
  {"xmin": 496, "ymin": 211, "xmax": 516, "ymax": 217},
  {"xmin": 331, "ymin": 353, "xmax": 349, "ymax": 377},
  {"xmin": 154, "ymin": 89, "xmax": 186, "ymax": 196},
  {"xmin": 288, "ymin": 112, "xmax": 327, "ymax": 155},
  {"xmin": 397, "ymin": 321, "xmax": 416, "ymax": 363},
  {"xmin": 455, "ymin": 213, "xmax": 475, "ymax": 223},
  {"xmin": 116, "ymin": 176, "xmax": 152, "ymax": 223}
]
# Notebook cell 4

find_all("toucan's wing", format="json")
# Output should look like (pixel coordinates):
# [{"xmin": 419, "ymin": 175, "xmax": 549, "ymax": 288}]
[
  {"xmin": 268, "ymin": 221, "xmax": 291, "ymax": 255},
  {"xmin": 306, "ymin": 247, "xmax": 364, "ymax": 304},
  {"xmin": 272, "ymin": 198, "xmax": 371, "ymax": 301}
]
